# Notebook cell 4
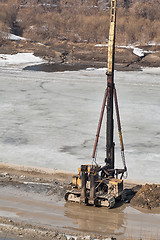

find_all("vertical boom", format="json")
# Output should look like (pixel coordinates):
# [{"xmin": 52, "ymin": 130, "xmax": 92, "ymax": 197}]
[
  {"xmin": 92, "ymin": 0, "xmax": 127, "ymax": 177},
  {"xmin": 105, "ymin": 0, "xmax": 116, "ymax": 170}
]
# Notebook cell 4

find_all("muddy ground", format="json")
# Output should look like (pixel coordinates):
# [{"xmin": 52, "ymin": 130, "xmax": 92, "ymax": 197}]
[
  {"xmin": 1, "ymin": 39, "xmax": 160, "ymax": 71},
  {"xmin": 0, "ymin": 163, "xmax": 160, "ymax": 240}
]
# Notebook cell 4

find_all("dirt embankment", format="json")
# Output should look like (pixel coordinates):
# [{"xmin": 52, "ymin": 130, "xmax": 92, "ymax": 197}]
[
  {"xmin": 1, "ymin": 39, "xmax": 160, "ymax": 71},
  {"xmin": 0, "ymin": 162, "xmax": 73, "ymax": 181},
  {"xmin": 131, "ymin": 184, "xmax": 160, "ymax": 210}
]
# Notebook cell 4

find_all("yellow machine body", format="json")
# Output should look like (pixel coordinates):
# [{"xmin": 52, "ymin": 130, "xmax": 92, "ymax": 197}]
[{"xmin": 65, "ymin": 164, "xmax": 124, "ymax": 208}]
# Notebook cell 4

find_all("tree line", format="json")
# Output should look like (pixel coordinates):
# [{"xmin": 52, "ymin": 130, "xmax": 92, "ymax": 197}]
[{"xmin": 0, "ymin": 0, "xmax": 160, "ymax": 45}]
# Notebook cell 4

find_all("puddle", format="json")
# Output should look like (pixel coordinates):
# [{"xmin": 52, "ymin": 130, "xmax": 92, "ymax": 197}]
[{"xmin": 64, "ymin": 203, "xmax": 160, "ymax": 239}]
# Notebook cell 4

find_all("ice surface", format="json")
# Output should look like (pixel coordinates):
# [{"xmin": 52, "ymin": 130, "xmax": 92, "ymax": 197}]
[{"xmin": 0, "ymin": 63, "xmax": 160, "ymax": 183}]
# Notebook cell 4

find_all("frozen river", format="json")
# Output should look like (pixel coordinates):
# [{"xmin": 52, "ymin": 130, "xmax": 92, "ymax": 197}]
[{"xmin": 0, "ymin": 60, "xmax": 160, "ymax": 183}]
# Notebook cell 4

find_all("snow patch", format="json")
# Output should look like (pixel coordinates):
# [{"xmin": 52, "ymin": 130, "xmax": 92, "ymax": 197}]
[
  {"xmin": 118, "ymin": 44, "xmax": 134, "ymax": 49},
  {"xmin": 2, "ymin": 32, "xmax": 44, "ymax": 46},
  {"xmin": 148, "ymin": 41, "xmax": 160, "ymax": 46},
  {"xmin": 119, "ymin": 45, "xmax": 154, "ymax": 57},
  {"xmin": 95, "ymin": 44, "xmax": 108, "ymax": 47},
  {"xmin": 2, "ymin": 32, "xmax": 28, "ymax": 41},
  {"xmin": 95, "ymin": 43, "xmax": 154, "ymax": 57},
  {"xmin": 23, "ymin": 181, "xmax": 50, "ymax": 186},
  {"xmin": 133, "ymin": 47, "xmax": 145, "ymax": 57},
  {"xmin": 0, "ymin": 53, "xmax": 44, "ymax": 66},
  {"xmin": 8, "ymin": 33, "xmax": 28, "ymax": 41}
]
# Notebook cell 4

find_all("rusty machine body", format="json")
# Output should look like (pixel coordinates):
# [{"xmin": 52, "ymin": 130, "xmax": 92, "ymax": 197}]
[{"xmin": 65, "ymin": 0, "xmax": 127, "ymax": 208}]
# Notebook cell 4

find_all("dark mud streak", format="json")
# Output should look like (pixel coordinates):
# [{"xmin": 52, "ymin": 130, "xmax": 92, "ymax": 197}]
[
  {"xmin": 125, "ymin": 53, "xmax": 148, "ymax": 68},
  {"xmin": 23, "ymin": 63, "xmax": 100, "ymax": 72}
]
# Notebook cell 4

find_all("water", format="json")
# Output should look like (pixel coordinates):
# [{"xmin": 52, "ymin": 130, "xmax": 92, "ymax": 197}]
[{"xmin": 0, "ymin": 65, "xmax": 160, "ymax": 183}]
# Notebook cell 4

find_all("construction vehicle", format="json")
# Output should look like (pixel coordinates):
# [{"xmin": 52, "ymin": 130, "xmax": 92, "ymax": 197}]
[{"xmin": 65, "ymin": 0, "xmax": 127, "ymax": 208}]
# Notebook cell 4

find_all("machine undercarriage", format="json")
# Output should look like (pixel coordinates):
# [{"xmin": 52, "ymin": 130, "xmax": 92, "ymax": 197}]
[{"xmin": 65, "ymin": 164, "xmax": 124, "ymax": 208}]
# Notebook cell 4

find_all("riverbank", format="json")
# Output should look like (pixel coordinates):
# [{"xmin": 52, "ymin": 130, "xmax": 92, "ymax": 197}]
[
  {"xmin": 0, "ymin": 163, "xmax": 160, "ymax": 240},
  {"xmin": 0, "ymin": 37, "xmax": 160, "ymax": 72}
]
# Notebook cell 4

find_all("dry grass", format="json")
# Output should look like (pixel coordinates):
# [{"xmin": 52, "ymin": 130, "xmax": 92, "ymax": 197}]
[{"xmin": 0, "ymin": 0, "xmax": 160, "ymax": 45}]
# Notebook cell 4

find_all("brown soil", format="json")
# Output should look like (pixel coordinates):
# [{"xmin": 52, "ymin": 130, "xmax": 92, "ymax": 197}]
[
  {"xmin": 0, "ymin": 162, "xmax": 73, "ymax": 183},
  {"xmin": 131, "ymin": 184, "xmax": 160, "ymax": 210},
  {"xmin": 1, "ymin": 39, "xmax": 160, "ymax": 71},
  {"xmin": 140, "ymin": 52, "xmax": 160, "ymax": 67}
]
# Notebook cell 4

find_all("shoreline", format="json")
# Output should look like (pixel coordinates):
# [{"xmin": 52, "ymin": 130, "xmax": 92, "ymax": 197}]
[
  {"xmin": 23, "ymin": 62, "xmax": 143, "ymax": 72},
  {"xmin": 0, "ymin": 162, "xmax": 160, "ymax": 240},
  {"xmin": 0, "ymin": 39, "xmax": 160, "ymax": 72},
  {"xmin": 0, "ymin": 162, "xmax": 156, "ymax": 185},
  {"xmin": 0, "ymin": 162, "xmax": 74, "ymax": 176},
  {"xmin": 0, "ymin": 162, "xmax": 74, "ymax": 183}
]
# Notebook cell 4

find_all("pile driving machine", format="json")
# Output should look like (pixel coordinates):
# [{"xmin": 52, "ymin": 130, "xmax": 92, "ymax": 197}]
[{"xmin": 65, "ymin": 0, "xmax": 127, "ymax": 208}]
